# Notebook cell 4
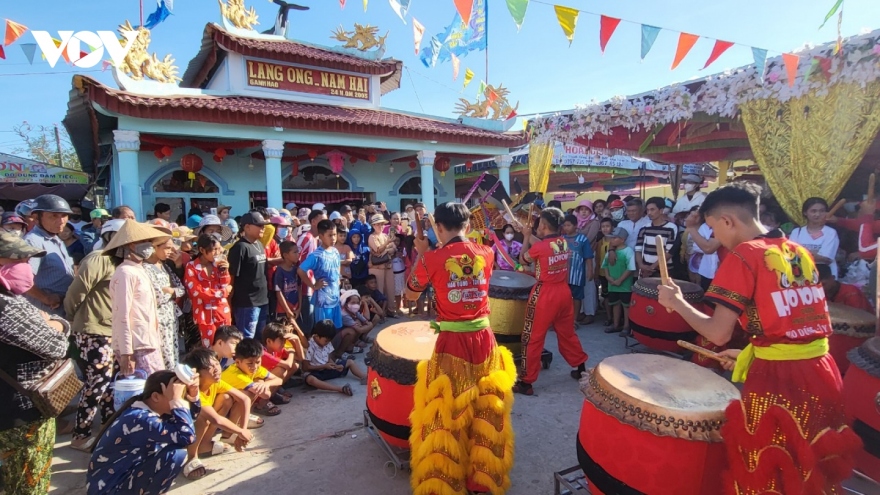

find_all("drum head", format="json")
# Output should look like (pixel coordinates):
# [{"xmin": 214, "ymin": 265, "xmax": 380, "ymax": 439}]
[
  {"xmin": 581, "ymin": 354, "xmax": 740, "ymax": 441},
  {"xmin": 633, "ymin": 277, "xmax": 703, "ymax": 302},
  {"xmin": 829, "ymin": 302, "xmax": 876, "ymax": 337},
  {"xmin": 849, "ymin": 337, "xmax": 880, "ymax": 378},
  {"xmin": 375, "ymin": 321, "xmax": 437, "ymax": 362},
  {"xmin": 489, "ymin": 271, "xmax": 537, "ymax": 290}
]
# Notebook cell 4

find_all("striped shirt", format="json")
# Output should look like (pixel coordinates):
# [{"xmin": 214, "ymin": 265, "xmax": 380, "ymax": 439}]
[
  {"xmin": 564, "ymin": 233, "xmax": 594, "ymax": 286},
  {"xmin": 635, "ymin": 222, "xmax": 678, "ymax": 267},
  {"xmin": 24, "ymin": 225, "xmax": 74, "ymax": 316}
]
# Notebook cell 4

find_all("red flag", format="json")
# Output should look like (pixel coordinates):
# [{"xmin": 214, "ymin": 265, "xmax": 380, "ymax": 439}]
[
  {"xmin": 782, "ymin": 53, "xmax": 799, "ymax": 87},
  {"xmin": 599, "ymin": 15, "xmax": 621, "ymax": 54},
  {"xmin": 671, "ymin": 32, "xmax": 699, "ymax": 70},
  {"xmin": 506, "ymin": 109, "xmax": 517, "ymax": 120},
  {"xmin": 4, "ymin": 20, "xmax": 28, "ymax": 47},
  {"xmin": 486, "ymin": 89, "xmax": 498, "ymax": 105},
  {"xmin": 454, "ymin": 0, "xmax": 473, "ymax": 25},
  {"xmin": 702, "ymin": 40, "xmax": 733, "ymax": 69},
  {"xmin": 0, "ymin": 45, "xmax": 5, "ymax": 60}
]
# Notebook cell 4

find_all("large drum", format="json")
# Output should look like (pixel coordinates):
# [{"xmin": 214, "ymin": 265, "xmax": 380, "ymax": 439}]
[
  {"xmin": 366, "ymin": 321, "xmax": 437, "ymax": 450},
  {"xmin": 829, "ymin": 303, "xmax": 876, "ymax": 375},
  {"xmin": 578, "ymin": 354, "xmax": 740, "ymax": 495},
  {"xmin": 630, "ymin": 277, "xmax": 706, "ymax": 352},
  {"xmin": 844, "ymin": 337, "xmax": 880, "ymax": 480},
  {"xmin": 488, "ymin": 270, "xmax": 536, "ymax": 356}
]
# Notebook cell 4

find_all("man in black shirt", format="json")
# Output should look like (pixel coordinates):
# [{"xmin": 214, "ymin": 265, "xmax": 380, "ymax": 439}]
[{"xmin": 229, "ymin": 211, "xmax": 270, "ymax": 339}]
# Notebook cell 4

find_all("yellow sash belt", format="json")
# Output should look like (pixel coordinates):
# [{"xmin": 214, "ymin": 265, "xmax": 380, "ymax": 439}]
[
  {"xmin": 732, "ymin": 337, "xmax": 829, "ymax": 383},
  {"xmin": 430, "ymin": 317, "xmax": 491, "ymax": 334}
]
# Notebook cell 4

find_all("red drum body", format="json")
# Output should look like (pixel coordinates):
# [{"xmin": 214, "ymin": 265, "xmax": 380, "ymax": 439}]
[
  {"xmin": 630, "ymin": 278, "xmax": 705, "ymax": 352},
  {"xmin": 366, "ymin": 321, "xmax": 437, "ymax": 449},
  {"xmin": 829, "ymin": 303, "xmax": 875, "ymax": 375},
  {"xmin": 577, "ymin": 354, "xmax": 740, "ymax": 495},
  {"xmin": 844, "ymin": 337, "xmax": 880, "ymax": 480}
]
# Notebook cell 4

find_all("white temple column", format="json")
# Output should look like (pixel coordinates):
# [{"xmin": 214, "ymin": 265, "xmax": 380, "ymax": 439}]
[
  {"xmin": 113, "ymin": 130, "xmax": 143, "ymax": 220},
  {"xmin": 418, "ymin": 150, "xmax": 436, "ymax": 211},
  {"xmin": 262, "ymin": 139, "xmax": 285, "ymax": 208},
  {"xmin": 496, "ymin": 154, "xmax": 512, "ymax": 193}
]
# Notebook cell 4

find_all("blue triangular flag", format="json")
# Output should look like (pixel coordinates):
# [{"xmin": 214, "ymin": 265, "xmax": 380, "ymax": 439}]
[
  {"xmin": 641, "ymin": 24, "xmax": 661, "ymax": 60},
  {"xmin": 752, "ymin": 47, "xmax": 768, "ymax": 80},
  {"xmin": 429, "ymin": 36, "xmax": 442, "ymax": 67},
  {"xmin": 389, "ymin": 0, "xmax": 411, "ymax": 24},
  {"xmin": 144, "ymin": 0, "xmax": 172, "ymax": 30},
  {"xmin": 19, "ymin": 42, "xmax": 37, "ymax": 64}
]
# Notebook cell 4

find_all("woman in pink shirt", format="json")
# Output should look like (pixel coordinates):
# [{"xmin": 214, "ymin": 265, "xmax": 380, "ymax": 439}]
[{"xmin": 383, "ymin": 212, "xmax": 406, "ymax": 235}]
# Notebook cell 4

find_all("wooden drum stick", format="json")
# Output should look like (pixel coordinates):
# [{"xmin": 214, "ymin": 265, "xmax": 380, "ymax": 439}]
[
  {"xmin": 826, "ymin": 199, "xmax": 846, "ymax": 219},
  {"xmin": 677, "ymin": 340, "xmax": 736, "ymax": 365}
]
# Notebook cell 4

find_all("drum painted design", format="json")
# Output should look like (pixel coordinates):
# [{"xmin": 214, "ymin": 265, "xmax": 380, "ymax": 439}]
[
  {"xmin": 366, "ymin": 321, "xmax": 437, "ymax": 450},
  {"xmin": 829, "ymin": 302, "xmax": 876, "ymax": 375},
  {"xmin": 844, "ymin": 337, "xmax": 880, "ymax": 480},
  {"xmin": 488, "ymin": 271, "xmax": 536, "ymax": 356},
  {"xmin": 577, "ymin": 354, "xmax": 740, "ymax": 495},
  {"xmin": 630, "ymin": 277, "xmax": 705, "ymax": 352}
]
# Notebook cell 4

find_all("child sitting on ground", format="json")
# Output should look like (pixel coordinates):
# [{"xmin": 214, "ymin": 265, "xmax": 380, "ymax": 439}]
[
  {"xmin": 274, "ymin": 241, "xmax": 300, "ymax": 324},
  {"xmin": 601, "ymin": 227, "xmax": 636, "ymax": 335},
  {"xmin": 356, "ymin": 284, "xmax": 386, "ymax": 323},
  {"xmin": 340, "ymin": 290, "xmax": 377, "ymax": 353},
  {"xmin": 364, "ymin": 274, "xmax": 396, "ymax": 319},
  {"xmin": 211, "ymin": 325, "xmax": 243, "ymax": 370},
  {"xmin": 261, "ymin": 322, "xmax": 305, "ymax": 396},
  {"xmin": 303, "ymin": 319, "xmax": 367, "ymax": 397},
  {"xmin": 221, "ymin": 338, "xmax": 284, "ymax": 417},
  {"xmin": 180, "ymin": 349, "xmax": 254, "ymax": 481},
  {"xmin": 88, "ymin": 371, "xmax": 198, "ymax": 495}
]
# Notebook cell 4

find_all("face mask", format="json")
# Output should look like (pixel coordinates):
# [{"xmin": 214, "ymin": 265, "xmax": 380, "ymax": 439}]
[
  {"xmin": 131, "ymin": 242, "xmax": 155, "ymax": 260},
  {"xmin": 277, "ymin": 228, "xmax": 289, "ymax": 239},
  {"xmin": 684, "ymin": 184, "xmax": 696, "ymax": 193},
  {"xmin": 2, "ymin": 228, "xmax": 22, "ymax": 238},
  {"xmin": 0, "ymin": 262, "xmax": 34, "ymax": 295},
  {"xmin": 347, "ymin": 303, "xmax": 361, "ymax": 313},
  {"xmin": 611, "ymin": 209, "xmax": 624, "ymax": 221},
  {"xmin": 70, "ymin": 215, "xmax": 82, "ymax": 222},
  {"xmin": 504, "ymin": 233, "xmax": 515, "ymax": 241}
]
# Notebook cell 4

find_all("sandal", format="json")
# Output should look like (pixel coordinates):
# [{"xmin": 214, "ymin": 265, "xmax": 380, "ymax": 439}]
[
  {"xmin": 247, "ymin": 414, "xmax": 264, "ymax": 429},
  {"xmin": 341, "ymin": 384, "xmax": 353, "ymax": 397},
  {"xmin": 277, "ymin": 389, "xmax": 294, "ymax": 399},
  {"xmin": 199, "ymin": 441, "xmax": 233, "ymax": 458},
  {"xmin": 350, "ymin": 346, "xmax": 364, "ymax": 354},
  {"xmin": 254, "ymin": 401, "xmax": 282, "ymax": 416},
  {"xmin": 271, "ymin": 392, "xmax": 291, "ymax": 405},
  {"xmin": 183, "ymin": 458, "xmax": 208, "ymax": 480},
  {"xmin": 512, "ymin": 381, "xmax": 534, "ymax": 396}
]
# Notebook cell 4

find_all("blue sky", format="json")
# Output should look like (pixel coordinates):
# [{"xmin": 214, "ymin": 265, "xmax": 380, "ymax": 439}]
[{"xmin": 0, "ymin": 0, "xmax": 878, "ymax": 156}]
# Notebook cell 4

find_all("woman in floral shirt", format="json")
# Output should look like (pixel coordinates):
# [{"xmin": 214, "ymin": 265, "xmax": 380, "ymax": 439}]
[
  {"xmin": 184, "ymin": 234, "xmax": 232, "ymax": 348},
  {"xmin": 144, "ymin": 238, "xmax": 185, "ymax": 369},
  {"xmin": 493, "ymin": 224, "xmax": 522, "ymax": 271}
]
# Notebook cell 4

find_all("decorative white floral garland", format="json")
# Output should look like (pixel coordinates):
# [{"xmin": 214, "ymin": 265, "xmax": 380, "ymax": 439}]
[{"xmin": 530, "ymin": 29, "xmax": 880, "ymax": 144}]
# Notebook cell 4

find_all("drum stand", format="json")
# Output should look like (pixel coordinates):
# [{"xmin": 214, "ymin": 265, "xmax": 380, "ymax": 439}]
[
  {"xmin": 553, "ymin": 466, "xmax": 592, "ymax": 494},
  {"xmin": 362, "ymin": 409, "xmax": 410, "ymax": 478}
]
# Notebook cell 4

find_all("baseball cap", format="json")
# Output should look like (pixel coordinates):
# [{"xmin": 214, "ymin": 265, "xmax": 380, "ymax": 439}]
[
  {"xmin": 1, "ymin": 213, "xmax": 26, "ymax": 226},
  {"xmin": 312, "ymin": 203, "xmax": 326, "ymax": 212},
  {"xmin": 329, "ymin": 211, "xmax": 342, "ymax": 221},
  {"xmin": 683, "ymin": 174, "xmax": 702, "ymax": 183},
  {"xmin": 606, "ymin": 227, "xmax": 629, "ymax": 240},
  {"xmin": 90, "ymin": 208, "xmax": 110, "ymax": 220},
  {"xmin": 609, "ymin": 199, "xmax": 626, "ymax": 209},
  {"xmin": 266, "ymin": 207, "xmax": 280, "ymax": 217},
  {"xmin": 285, "ymin": 202, "xmax": 297, "ymax": 210},
  {"xmin": 269, "ymin": 214, "xmax": 290, "ymax": 226},
  {"xmin": 239, "ymin": 211, "xmax": 270, "ymax": 226},
  {"xmin": 0, "ymin": 232, "xmax": 46, "ymax": 259},
  {"xmin": 340, "ymin": 205, "xmax": 352, "ymax": 213}
]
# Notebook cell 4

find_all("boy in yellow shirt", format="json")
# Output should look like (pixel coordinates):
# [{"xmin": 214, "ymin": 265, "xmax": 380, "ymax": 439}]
[{"xmin": 221, "ymin": 339, "xmax": 284, "ymax": 416}]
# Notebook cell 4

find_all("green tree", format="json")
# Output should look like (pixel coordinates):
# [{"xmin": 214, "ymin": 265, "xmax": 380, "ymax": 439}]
[{"xmin": 12, "ymin": 121, "xmax": 82, "ymax": 171}]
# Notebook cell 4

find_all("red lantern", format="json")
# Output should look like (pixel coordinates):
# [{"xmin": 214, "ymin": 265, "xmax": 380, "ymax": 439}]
[
  {"xmin": 465, "ymin": 160, "xmax": 473, "ymax": 171},
  {"xmin": 408, "ymin": 160, "xmax": 417, "ymax": 169},
  {"xmin": 215, "ymin": 148, "xmax": 227, "ymax": 158},
  {"xmin": 349, "ymin": 156, "xmax": 358, "ymax": 164},
  {"xmin": 161, "ymin": 146, "xmax": 173, "ymax": 157},
  {"xmin": 434, "ymin": 156, "xmax": 450, "ymax": 177},
  {"xmin": 180, "ymin": 153, "xmax": 204, "ymax": 185},
  {"xmin": 153, "ymin": 150, "xmax": 164, "ymax": 160},
  {"xmin": 308, "ymin": 149, "xmax": 318, "ymax": 161},
  {"xmin": 368, "ymin": 153, "xmax": 377, "ymax": 163},
  {"xmin": 213, "ymin": 155, "xmax": 222, "ymax": 163}
]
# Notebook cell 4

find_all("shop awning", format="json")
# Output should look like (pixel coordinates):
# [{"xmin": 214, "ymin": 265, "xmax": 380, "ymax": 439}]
[
  {"xmin": 250, "ymin": 191, "xmax": 369, "ymax": 204},
  {"xmin": 0, "ymin": 153, "xmax": 91, "ymax": 201}
]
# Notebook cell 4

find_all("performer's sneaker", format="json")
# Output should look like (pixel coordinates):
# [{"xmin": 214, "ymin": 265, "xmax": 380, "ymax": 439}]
[
  {"xmin": 570, "ymin": 363, "xmax": 587, "ymax": 380},
  {"xmin": 512, "ymin": 381, "xmax": 534, "ymax": 396}
]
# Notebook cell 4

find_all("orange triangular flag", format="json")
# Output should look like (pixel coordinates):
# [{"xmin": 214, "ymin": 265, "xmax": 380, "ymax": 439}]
[
  {"xmin": 702, "ymin": 40, "xmax": 733, "ymax": 69},
  {"xmin": 4, "ymin": 20, "xmax": 28, "ymax": 47},
  {"xmin": 671, "ymin": 32, "xmax": 699, "ymax": 70},
  {"xmin": 486, "ymin": 88, "xmax": 498, "ymax": 105},
  {"xmin": 782, "ymin": 53, "xmax": 799, "ymax": 87},
  {"xmin": 454, "ymin": 0, "xmax": 473, "ymax": 25}
]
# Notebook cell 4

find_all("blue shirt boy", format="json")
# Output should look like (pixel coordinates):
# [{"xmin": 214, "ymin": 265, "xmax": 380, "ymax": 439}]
[{"xmin": 299, "ymin": 245, "xmax": 342, "ymax": 328}]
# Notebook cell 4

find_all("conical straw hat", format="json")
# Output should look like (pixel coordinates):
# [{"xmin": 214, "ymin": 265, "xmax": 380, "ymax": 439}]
[{"xmin": 102, "ymin": 220, "xmax": 172, "ymax": 254}]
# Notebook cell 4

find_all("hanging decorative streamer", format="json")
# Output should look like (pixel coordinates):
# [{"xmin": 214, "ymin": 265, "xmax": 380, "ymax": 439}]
[
  {"xmin": 640, "ymin": 24, "xmax": 660, "ymax": 60},
  {"xmin": 429, "ymin": 36, "xmax": 442, "ymax": 67},
  {"xmin": 553, "ymin": 5, "xmax": 579, "ymax": 45},
  {"xmin": 4, "ymin": 20, "xmax": 28, "ymax": 47},
  {"xmin": 507, "ymin": 109, "xmax": 517, "ymax": 120},
  {"xmin": 819, "ymin": 0, "xmax": 843, "ymax": 29},
  {"xmin": 599, "ymin": 15, "xmax": 621, "ymax": 54},
  {"xmin": 702, "ymin": 39, "xmax": 733, "ymax": 69},
  {"xmin": 752, "ymin": 47, "xmax": 768, "ymax": 79},
  {"xmin": 671, "ymin": 32, "xmax": 699, "ymax": 70},
  {"xmin": 143, "ymin": 0, "xmax": 172, "ymax": 29},
  {"xmin": 454, "ymin": 0, "xmax": 474, "ymax": 26},
  {"xmin": 419, "ymin": 0, "xmax": 486, "ymax": 67},
  {"xmin": 477, "ymin": 80, "xmax": 487, "ymax": 97},
  {"xmin": 0, "ymin": 46, "xmax": 5, "ymax": 60},
  {"xmin": 363, "ymin": 0, "xmax": 368, "ymax": 11},
  {"xmin": 451, "ymin": 53, "xmax": 460, "ymax": 80},
  {"xmin": 340, "ymin": 0, "xmax": 346, "ymax": 8},
  {"xmin": 102, "ymin": 59, "xmax": 112, "ymax": 71},
  {"xmin": 19, "ymin": 42, "xmax": 36, "ymax": 64},
  {"xmin": 463, "ymin": 68, "xmax": 474, "ymax": 88},
  {"xmin": 486, "ymin": 87, "xmax": 498, "ymax": 104},
  {"xmin": 41, "ymin": 38, "xmax": 72, "ymax": 64},
  {"xmin": 782, "ymin": 53, "xmax": 799, "ymax": 87},
  {"xmin": 389, "ymin": 0, "xmax": 411, "ymax": 24},
  {"xmin": 505, "ymin": 0, "xmax": 529, "ymax": 31},
  {"xmin": 412, "ymin": 18, "xmax": 425, "ymax": 55}
]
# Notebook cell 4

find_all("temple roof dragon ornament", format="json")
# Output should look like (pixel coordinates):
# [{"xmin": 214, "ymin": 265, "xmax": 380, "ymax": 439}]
[
  {"xmin": 455, "ymin": 84, "xmax": 519, "ymax": 120},
  {"xmin": 114, "ymin": 20, "xmax": 181, "ymax": 87}
]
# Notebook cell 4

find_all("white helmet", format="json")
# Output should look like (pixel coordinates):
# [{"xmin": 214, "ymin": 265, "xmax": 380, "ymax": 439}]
[{"xmin": 101, "ymin": 219, "xmax": 126, "ymax": 235}]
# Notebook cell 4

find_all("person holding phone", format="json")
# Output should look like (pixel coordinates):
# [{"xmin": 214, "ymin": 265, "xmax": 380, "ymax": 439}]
[{"xmin": 184, "ymin": 234, "xmax": 232, "ymax": 348}]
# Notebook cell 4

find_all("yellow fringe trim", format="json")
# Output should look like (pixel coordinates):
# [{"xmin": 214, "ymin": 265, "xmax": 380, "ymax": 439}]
[{"xmin": 409, "ymin": 346, "xmax": 516, "ymax": 495}]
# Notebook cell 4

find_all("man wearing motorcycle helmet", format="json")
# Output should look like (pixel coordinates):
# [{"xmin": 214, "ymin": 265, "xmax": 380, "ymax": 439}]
[{"xmin": 22, "ymin": 194, "xmax": 75, "ymax": 315}]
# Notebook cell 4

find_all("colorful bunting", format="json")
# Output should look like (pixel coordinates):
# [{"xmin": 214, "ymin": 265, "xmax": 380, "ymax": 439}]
[
  {"xmin": 19, "ymin": 43, "xmax": 36, "ymax": 64},
  {"xmin": 4, "ymin": 20, "xmax": 28, "ymax": 47},
  {"xmin": 429, "ymin": 36, "xmax": 442, "ymax": 67},
  {"xmin": 640, "ymin": 24, "xmax": 660, "ymax": 60},
  {"xmin": 451, "ymin": 53, "xmax": 460, "ymax": 80},
  {"xmin": 389, "ymin": 0, "xmax": 411, "ymax": 24},
  {"xmin": 671, "ymin": 32, "xmax": 699, "ymax": 70},
  {"xmin": 553, "ymin": 5, "xmax": 579, "ymax": 45},
  {"xmin": 340, "ymin": 0, "xmax": 346, "ymax": 8},
  {"xmin": 102, "ymin": 59, "xmax": 113, "ymax": 71},
  {"xmin": 41, "ymin": 38, "xmax": 72, "ymax": 64},
  {"xmin": 505, "ymin": 0, "xmax": 529, "ymax": 31},
  {"xmin": 702, "ymin": 39, "xmax": 733, "ymax": 69},
  {"xmin": 782, "ymin": 53, "xmax": 799, "ymax": 87},
  {"xmin": 363, "ymin": 0, "xmax": 368, "ymax": 11},
  {"xmin": 506, "ymin": 109, "xmax": 518, "ymax": 120},
  {"xmin": 819, "ymin": 0, "xmax": 843, "ymax": 29},
  {"xmin": 454, "ymin": 0, "xmax": 474, "ymax": 26},
  {"xmin": 463, "ymin": 68, "xmax": 474, "ymax": 88},
  {"xmin": 412, "ymin": 18, "xmax": 425, "ymax": 55},
  {"xmin": 0, "ymin": 46, "xmax": 5, "ymax": 60},
  {"xmin": 477, "ymin": 80, "xmax": 487, "ymax": 97},
  {"xmin": 599, "ymin": 15, "xmax": 621, "ymax": 54},
  {"xmin": 419, "ymin": 0, "xmax": 486, "ymax": 68},
  {"xmin": 143, "ymin": 0, "xmax": 172, "ymax": 29},
  {"xmin": 752, "ymin": 47, "xmax": 768, "ymax": 79},
  {"xmin": 486, "ymin": 87, "xmax": 498, "ymax": 105}
]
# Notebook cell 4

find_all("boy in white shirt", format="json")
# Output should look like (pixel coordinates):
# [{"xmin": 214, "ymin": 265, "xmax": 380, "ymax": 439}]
[{"xmin": 302, "ymin": 319, "xmax": 366, "ymax": 396}]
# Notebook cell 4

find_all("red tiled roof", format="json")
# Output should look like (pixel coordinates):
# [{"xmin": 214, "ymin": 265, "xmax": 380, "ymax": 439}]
[
  {"xmin": 76, "ymin": 76, "xmax": 527, "ymax": 148},
  {"xmin": 182, "ymin": 24, "xmax": 402, "ymax": 91}
]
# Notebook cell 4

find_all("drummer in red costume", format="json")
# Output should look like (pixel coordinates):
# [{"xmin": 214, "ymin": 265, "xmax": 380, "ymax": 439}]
[
  {"xmin": 514, "ymin": 207, "xmax": 589, "ymax": 396},
  {"xmin": 657, "ymin": 183, "xmax": 860, "ymax": 494},
  {"xmin": 405, "ymin": 202, "xmax": 516, "ymax": 495}
]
